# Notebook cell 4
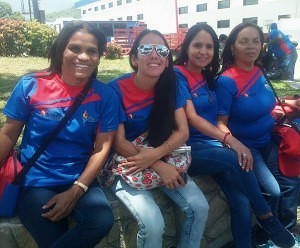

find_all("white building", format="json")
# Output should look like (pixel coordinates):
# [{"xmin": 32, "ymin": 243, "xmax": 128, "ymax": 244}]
[{"xmin": 74, "ymin": 0, "xmax": 300, "ymax": 40}]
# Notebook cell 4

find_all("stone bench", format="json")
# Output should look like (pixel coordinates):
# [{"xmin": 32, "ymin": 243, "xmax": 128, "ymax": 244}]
[{"xmin": 0, "ymin": 176, "xmax": 233, "ymax": 248}]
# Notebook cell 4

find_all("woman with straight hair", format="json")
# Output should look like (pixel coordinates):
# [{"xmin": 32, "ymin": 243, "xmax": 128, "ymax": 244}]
[
  {"xmin": 217, "ymin": 22, "xmax": 297, "ymax": 248},
  {"xmin": 174, "ymin": 23, "xmax": 295, "ymax": 248},
  {"xmin": 0, "ymin": 20, "xmax": 118, "ymax": 248},
  {"xmin": 108, "ymin": 29, "xmax": 209, "ymax": 248}
]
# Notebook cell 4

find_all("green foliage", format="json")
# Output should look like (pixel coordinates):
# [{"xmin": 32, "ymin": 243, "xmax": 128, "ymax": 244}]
[
  {"xmin": 0, "ymin": 19, "xmax": 29, "ymax": 56},
  {"xmin": 0, "ymin": 1, "xmax": 12, "ymax": 18},
  {"xmin": 0, "ymin": 1, "xmax": 24, "ymax": 20},
  {"xmin": 25, "ymin": 20, "xmax": 57, "ymax": 57},
  {"xmin": 0, "ymin": 19, "xmax": 57, "ymax": 57},
  {"xmin": 45, "ymin": 8, "xmax": 81, "ymax": 22},
  {"xmin": 105, "ymin": 42, "xmax": 123, "ymax": 60}
]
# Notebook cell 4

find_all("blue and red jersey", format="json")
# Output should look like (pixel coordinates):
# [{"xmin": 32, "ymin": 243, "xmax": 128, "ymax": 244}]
[
  {"xmin": 175, "ymin": 65, "xmax": 219, "ymax": 146},
  {"xmin": 108, "ymin": 72, "xmax": 186, "ymax": 142},
  {"xmin": 216, "ymin": 66, "xmax": 276, "ymax": 148},
  {"xmin": 269, "ymin": 29, "xmax": 296, "ymax": 58},
  {"xmin": 3, "ymin": 73, "xmax": 120, "ymax": 187}
]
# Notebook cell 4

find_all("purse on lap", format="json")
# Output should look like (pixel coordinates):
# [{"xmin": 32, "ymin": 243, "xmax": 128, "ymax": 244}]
[{"xmin": 103, "ymin": 133, "xmax": 191, "ymax": 190}]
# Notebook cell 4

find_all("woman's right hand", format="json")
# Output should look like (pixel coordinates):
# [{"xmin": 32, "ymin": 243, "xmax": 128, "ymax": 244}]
[
  {"xmin": 226, "ymin": 135, "xmax": 253, "ymax": 172},
  {"xmin": 152, "ymin": 161, "xmax": 186, "ymax": 189}
]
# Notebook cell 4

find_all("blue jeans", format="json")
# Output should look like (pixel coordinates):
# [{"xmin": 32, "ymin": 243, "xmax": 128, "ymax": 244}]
[
  {"xmin": 188, "ymin": 142, "xmax": 272, "ymax": 248},
  {"xmin": 214, "ymin": 173, "xmax": 252, "ymax": 248},
  {"xmin": 17, "ymin": 181, "xmax": 114, "ymax": 248},
  {"xmin": 254, "ymin": 141, "xmax": 300, "ymax": 231},
  {"xmin": 111, "ymin": 176, "xmax": 209, "ymax": 248},
  {"xmin": 277, "ymin": 50, "xmax": 298, "ymax": 80},
  {"xmin": 250, "ymin": 142, "xmax": 281, "ymax": 214}
]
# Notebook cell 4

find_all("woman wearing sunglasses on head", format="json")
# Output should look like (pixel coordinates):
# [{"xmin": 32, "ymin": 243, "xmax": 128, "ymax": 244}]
[
  {"xmin": 107, "ymin": 29, "xmax": 209, "ymax": 248},
  {"xmin": 174, "ymin": 23, "xmax": 295, "ymax": 248}
]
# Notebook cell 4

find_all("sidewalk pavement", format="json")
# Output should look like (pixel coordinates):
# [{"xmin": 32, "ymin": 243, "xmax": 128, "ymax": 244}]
[{"xmin": 285, "ymin": 80, "xmax": 300, "ymax": 90}]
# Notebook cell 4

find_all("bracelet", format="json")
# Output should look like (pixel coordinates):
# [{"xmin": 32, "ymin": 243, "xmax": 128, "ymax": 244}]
[
  {"xmin": 74, "ymin": 180, "xmax": 88, "ymax": 193},
  {"xmin": 222, "ymin": 132, "xmax": 231, "ymax": 144},
  {"xmin": 163, "ymin": 141, "xmax": 172, "ymax": 152}
]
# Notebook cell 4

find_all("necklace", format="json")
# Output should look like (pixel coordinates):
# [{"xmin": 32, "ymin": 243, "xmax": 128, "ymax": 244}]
[{"xmin": 183, "ymin": 67, "xmax": 214, "ymax": 103}]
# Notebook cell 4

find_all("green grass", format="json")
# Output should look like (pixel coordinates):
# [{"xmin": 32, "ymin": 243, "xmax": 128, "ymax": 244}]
[
  {"xmin": 0, "ymin": 56, "xmax": 132, "ymax": 126},
  {"xmin": 0, "ymin": 56, "xmax": 298, "ymax": 127}
]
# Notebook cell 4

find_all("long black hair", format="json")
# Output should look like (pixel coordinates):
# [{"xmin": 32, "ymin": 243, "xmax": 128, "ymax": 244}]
[
  {"xmin": 221, "ymin": 22, "xmax": 264, "ymax": 73},
  {"xmin": 129, "ymin": 29, "xmax": 177, "ymax": 147},
  {"xmin": 47, "ymin": 20, "xmax": 106, "ymax": 79},
  {"xmin": 174, "ymin": 23, "xmax": 220, "ymax": 90}
]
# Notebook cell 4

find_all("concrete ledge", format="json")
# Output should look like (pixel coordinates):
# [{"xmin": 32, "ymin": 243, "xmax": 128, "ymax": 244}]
[{"xmin": 0, "ymin": 176, "xmax": 233, "ymax": 248}]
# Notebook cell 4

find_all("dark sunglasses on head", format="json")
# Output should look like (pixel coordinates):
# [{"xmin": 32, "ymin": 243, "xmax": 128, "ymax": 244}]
[{"xmin": 137, "ymin": 44, "xmax": 170, "ymax": 58}]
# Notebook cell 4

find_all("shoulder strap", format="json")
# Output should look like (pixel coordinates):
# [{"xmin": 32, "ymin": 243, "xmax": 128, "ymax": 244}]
[
  {"xmin": 13, "ymin": 78, "xmax": 93, "ymax": 184},
  {"xmin": 261, "ymin": 68, "xmax": 289, "ymax": 119}
]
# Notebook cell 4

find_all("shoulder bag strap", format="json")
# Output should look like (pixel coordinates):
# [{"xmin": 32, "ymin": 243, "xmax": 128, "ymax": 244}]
[
  {"xmin": 261, "ymin": 67, "xmax": 289, "ymax": 122},
  {"xmin": 13, "ymin": 78, "xmax": 93, "ymax": 184}
]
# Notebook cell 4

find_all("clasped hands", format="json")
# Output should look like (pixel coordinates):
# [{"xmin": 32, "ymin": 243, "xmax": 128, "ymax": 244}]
[{"xmin": 119, "ymin": 146, "xmax": 186, "ymax": 189}]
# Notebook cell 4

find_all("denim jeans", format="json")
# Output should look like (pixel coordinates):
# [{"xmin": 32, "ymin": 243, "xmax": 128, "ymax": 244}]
[
  {"xmin": 111, "ymin": 176, "xmax": 209, "ymax": 248},
  {"xmin": 188, "ymin": 142, "xmax": 272, "ymax": 248},
  {"xmin": 250, "ymin": 142, "xmax": 281, "ymax": 214},
  {"xmin": 17, "ymin": 181, "xmax": 114, "ymax": 248},
  {"xmin": 277, "ymin": 50, "xmax": 298, "ymax": 80},
  {"xmin": 214, "ymin": 173, "xmax": 252, "ymax": 248},
  {"xmin": 254, "ymin": 141, "xmax": 300, "ymax": 231}
]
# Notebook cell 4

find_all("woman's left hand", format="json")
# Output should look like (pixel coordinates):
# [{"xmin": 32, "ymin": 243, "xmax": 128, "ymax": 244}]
[
  {"xmin": 121, "ymin": 146, "xmax": 159, "ymax": 175},
  {"xmin": 227, "ymin": 135, "xmax": 253, "ymax": 172},
  {"xmin": 41, "ymin": 187, "xmax": 83, "ymax": 222}
]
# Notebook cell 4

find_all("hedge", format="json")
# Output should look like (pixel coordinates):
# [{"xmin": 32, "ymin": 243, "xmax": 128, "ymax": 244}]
[{"xmin": 0, "ymin": 19, "xmax": 57, "ymax": 57}]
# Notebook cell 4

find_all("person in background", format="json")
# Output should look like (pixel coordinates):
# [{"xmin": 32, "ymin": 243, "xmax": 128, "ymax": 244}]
[
  {"xmin": 267, "ymin": 22, "xmax": 298, "ymax": 82},
  {"xmin": 174, "ymin": 23, "xmax": 295, "ymax": 248},
  {"xmin": 108, "ymin": 29, "xmax": 209, "ymax": 248},
  {"xmin": 0, "ymin": 21, "xmax": 118, "ymax": 248},
  {"xmin": 218, "ymin": 33, "xmax": 228, "ymax": 59},
  {"xmin": 217, "ymin": 22, "xmax": 297, "ymax": 248}
]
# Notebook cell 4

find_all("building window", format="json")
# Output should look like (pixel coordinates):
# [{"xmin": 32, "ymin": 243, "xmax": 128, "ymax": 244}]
[
  {"xmin": 117, "ymin": 0, "xmax": 122, "ymax": 6},
  {"xmin": 196, "ymin": 3, "xmax": 207, "ymax": 12},
  {"xmin": 118, "ymin": 17, "xmax": 122, "ymax": 20},
  {"xmin": 179, "ymin": 24, "xmax": 188, "ymax": 28},
  {"xmin": 218, "ymin": 0, "xmax": 230, "ymax": 9},
  {"xmin": 243, "ymin": 0, "xmax": 258, "ymax": 5},
  {"xmin": 137, "ymin": 14, "xmax": 143, "ymax": 20},
  {"xmin": 127, "ymin": 16, "xmax": 132, "ymax": 21},
  {"xmin": 101, "ymin": 4, "xmax": 105, "ymax": 9},
  {"xmin": 126, "ymin": 0, "xmax": 132, "ymax": 2},
  {"xmin": 82, "ymin": 10, "xmax": 86, "ymax": 14},
  {"xmin": 278, "ymin": 14, "xmax": 291, "ymax": 20},
  {"xmin": 88, "ymin": 8, "xmax": 92, "ymax": 11},
  {"xmin": 197, "ymin": 21, "xmax": 207, "ymax": 25},
  {"xmin": 243, "ymin": 17, "xmax": 258, "ymax": 24},
  {"xmin": 217, "ymin": 19, "xmax": 230, "ymax": 28},
  {"xmin": 179, "ymin": 6, "xmax": 188, "ymax": 14},
  {"xmin": 94, "ymin": 6, "xmax": 98, "ymax": 11},
  {"xmin": 109, "ymin": 2, "xmax": 113, "ymax": 8}
]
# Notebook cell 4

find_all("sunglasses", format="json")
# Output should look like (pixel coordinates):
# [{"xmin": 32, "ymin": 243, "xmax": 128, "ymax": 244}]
[{"xmin": 137, "ymin": 44, "xmax": 170, "ymax": 58}]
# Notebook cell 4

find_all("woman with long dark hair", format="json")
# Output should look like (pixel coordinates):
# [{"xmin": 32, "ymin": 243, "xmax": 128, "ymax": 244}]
[
  {"xmin": 108, "ymin": 29, "xmax": 209, "ymax": 248},
  {"xmin": 174, "ymin": 23, "xmax": 295, "ymax": 248},
  {"xmin": 217, "ymin": 22, "xmax": 296, "ymax": 247},
  {"xmin": 0, "ymin": 21, "xmax": 117, "ymax": 247}
]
